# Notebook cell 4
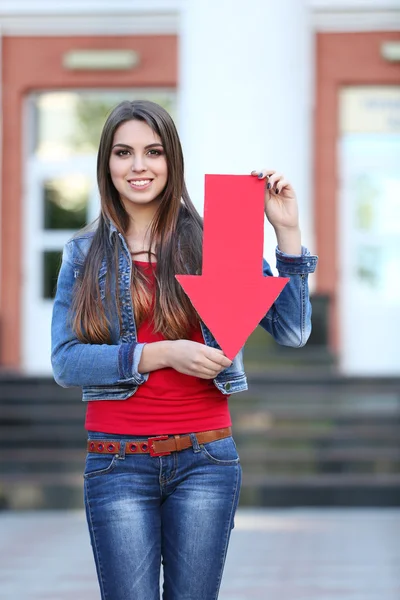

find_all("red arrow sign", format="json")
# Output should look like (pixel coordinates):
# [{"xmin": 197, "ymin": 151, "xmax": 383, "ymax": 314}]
[{"xmin": 176, "ymin": 175, "xmax": 289, "ymax": 359}]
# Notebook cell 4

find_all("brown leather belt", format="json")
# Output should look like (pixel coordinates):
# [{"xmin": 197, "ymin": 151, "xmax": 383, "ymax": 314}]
[{"xmin": 87, "ymin": 427, "xmax": 232, "ymax": 458}]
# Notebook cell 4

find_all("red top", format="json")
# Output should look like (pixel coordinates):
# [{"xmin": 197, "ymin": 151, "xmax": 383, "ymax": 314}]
[{"xmin": 85, "ymin": 261, "xmax": 231, "ymax": 435}]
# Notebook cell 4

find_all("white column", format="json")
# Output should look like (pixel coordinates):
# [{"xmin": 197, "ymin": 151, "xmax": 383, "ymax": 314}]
[
  {"xmin": 0, "ymin": 29, "xmax": 3, "ymax": 300},
  {"xmin": 178, "ymin": 0, "xmax": 314, "ymax": 267}
]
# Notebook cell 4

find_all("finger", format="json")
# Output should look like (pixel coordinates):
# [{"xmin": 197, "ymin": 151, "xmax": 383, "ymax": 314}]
[
  {"xmin": 252, "ymin": 170, "xmax": 271, "ymax": 181},
  {"xmin": 190, "ymin": 359, "xmax": 222, "ymax": 378},
  {"xmin": 252, "ymin": 168, "xmax": 277, "ymax": 179},
  {"xmin": 220, "ymin": 356, "xmax": 233, "ymax": 368},
  {"xmin": 206, "ymin": 351, "xmax": 232, "ymax": 369},
  {"xmin": 267, "ymin": 172, "xmax": 283, "ymax": 189},
  {"xmin": 274, "ymin": 178, "xmax": 290, "ymax": 194},
  {"xmin": 255, "ymin": 169, "xmax": 276, "ymax": 177},
  {"xmin": 196, "ymin": 368, "xmax": 221, "ymax": 379},
  {"xmin": 267, "ymin": 173, "xmax": 283, "ymax": 192},
  {"xmin": 202, "ymin": 352, "xmax": 232, "ymax": 370}
]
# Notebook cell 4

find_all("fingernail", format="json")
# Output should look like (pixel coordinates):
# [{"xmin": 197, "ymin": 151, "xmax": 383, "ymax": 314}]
[
  {"xmin": 258, "ymin": 172, "xmax": 263, "ymax": 178},
  {"xmin": 267, "ymin": 183, "xmax": 271, "ymax": 189}
]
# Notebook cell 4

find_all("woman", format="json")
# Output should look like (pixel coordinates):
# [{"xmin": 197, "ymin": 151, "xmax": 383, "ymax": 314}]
[{"xmin": 51, "ymin": 100, "xmax": 317, "ymax": 600}]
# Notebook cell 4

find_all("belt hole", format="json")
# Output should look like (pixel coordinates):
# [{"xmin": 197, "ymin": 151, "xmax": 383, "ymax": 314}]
[
  {"xmin": 97, "ymin": 443, "xmax": 104, "ymax": 452},
  {"xmin": 107, "ymin": 443, "xmax": 115, "ymax": 452},
  {"xmin": 90, "ymin": 442, "xmax": 95, "ymax": 451},
  {"xmin": 141, "ymin": 443, "xmax": 148, "ymax": 451},
  {"xmin": 129, "ymin": 443, "xmax": 138, "ymax": 453}
]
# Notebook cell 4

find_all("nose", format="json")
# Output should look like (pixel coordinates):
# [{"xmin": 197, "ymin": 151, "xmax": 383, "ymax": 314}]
[{"xmin": 131, "ymin": 155, "xmax": 146, "ymax": 172}]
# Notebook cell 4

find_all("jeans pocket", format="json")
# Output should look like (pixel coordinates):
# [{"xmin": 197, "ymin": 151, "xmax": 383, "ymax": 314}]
[
  {"xmin": 83, "ymin": 453, "xmax": 119, "ymax": 479},
  {"xmin": 200, "ymin": 436, "xmax": 240, "ymax": 466}
]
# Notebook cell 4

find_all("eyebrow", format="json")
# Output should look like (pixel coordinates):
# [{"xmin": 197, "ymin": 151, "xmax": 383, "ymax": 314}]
[{"xmin": 111, "ymin": 142, "xmax": 164, "ymax": 150}]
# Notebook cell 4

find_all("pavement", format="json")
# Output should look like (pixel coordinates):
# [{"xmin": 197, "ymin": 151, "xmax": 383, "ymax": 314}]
[{"xmin": 0, "ymin": 508, "xmax": 399, "ymax": 600}]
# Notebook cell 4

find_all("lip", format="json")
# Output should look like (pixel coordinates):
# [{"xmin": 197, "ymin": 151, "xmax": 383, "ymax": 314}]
[{"xmin": 127, "ymin": 178, "xmax": 153, "ymax": 191}]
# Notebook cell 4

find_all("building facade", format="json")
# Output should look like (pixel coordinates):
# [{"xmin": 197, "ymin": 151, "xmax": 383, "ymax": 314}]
[{"xmin": 0, "ymin": 0, "xmax": 399, "ymax": 376}]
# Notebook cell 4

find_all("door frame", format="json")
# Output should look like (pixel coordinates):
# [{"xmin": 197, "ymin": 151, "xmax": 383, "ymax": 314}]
[
  {"xmin": 314, "ymin": 30, "xmax": 400, "ymax": 357},
  {"xmin": 0, "ymin": 34, "xmax": 177, "ymax": 370}
]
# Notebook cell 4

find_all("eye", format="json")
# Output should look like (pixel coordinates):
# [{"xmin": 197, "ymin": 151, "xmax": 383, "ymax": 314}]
[
  {"xmin": 147, "ymin": 149, "xmax": 164, "ymax": 156},
  {"xmin": 116, "ymin": 150, "xmax": 130, "ymax": 157}
]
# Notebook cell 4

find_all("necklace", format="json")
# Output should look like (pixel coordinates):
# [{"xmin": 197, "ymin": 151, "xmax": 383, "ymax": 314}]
[{"xmin": 130, "ymin": 250, "xmax": 157, "ymax": 257}]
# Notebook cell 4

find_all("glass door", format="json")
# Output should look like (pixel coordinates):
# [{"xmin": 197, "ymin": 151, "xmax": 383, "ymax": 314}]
[
  {"xmin": 339, "ymin": 86, "xmax": 400, "ymax": 375},
  {"xmin": 22, "ymin": 90, "xmax": 176, "ymax": 374}
]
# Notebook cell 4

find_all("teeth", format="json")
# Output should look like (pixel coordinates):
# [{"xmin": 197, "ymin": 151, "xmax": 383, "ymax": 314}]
[{"xmin": 130, "ymin": 180, "xmax": 151, "ymax": 187}]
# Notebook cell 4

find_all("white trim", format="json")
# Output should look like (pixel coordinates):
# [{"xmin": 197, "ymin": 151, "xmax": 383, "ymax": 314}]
[
  {"xmin": 1, "ymin": 0, "xmax": 398, "ymax": 13},
  {"xmin": 313, "ymin": 9, "xmax": 400, "ymax": 31},
  {"xmin": 310, "ymin": 0, "xmax": 400, "ymax": 31},
  {"xmin": 0, "ymin": 0, "xmax": 183, "ymax": 14},
  {"xmin": 0, "ymin": 3, "xmax": 399, "ymax": 35},
  {"xmin": 310, "ymin": 0, "xmax": 400, "ymax": 9},
  {"xmin": 1, "ymin": 17, "xmax": 399, "ymax": 38},
  {"xmin": 0, "ymin": 14, "xmax": 179, "ymax": 36}
]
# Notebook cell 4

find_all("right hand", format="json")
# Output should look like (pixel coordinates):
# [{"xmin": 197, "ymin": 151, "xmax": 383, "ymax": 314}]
[{"xmin": 167, "ymin": 340, "xmax": 232, "ymax": 379}]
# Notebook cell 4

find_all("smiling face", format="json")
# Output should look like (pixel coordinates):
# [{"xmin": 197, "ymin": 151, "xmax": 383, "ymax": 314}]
[{"xmin": 109, "ymin": 119, "xmax": 168, "ymax": 215}]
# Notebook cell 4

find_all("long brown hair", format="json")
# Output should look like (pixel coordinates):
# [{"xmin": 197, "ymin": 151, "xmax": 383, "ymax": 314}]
[{"xmin": 72, "ymin": 100, "xmax": 203, "ymax": 343}]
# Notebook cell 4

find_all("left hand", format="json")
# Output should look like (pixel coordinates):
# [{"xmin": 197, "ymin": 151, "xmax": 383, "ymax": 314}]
[{"xmin": 251, "ymin": 169, "xmax": 299, "ymax": 231}]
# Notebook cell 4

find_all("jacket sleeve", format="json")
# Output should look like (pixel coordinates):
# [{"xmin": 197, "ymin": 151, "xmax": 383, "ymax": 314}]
[
  {"xmin": 258, "ymin": 246, "xmax": 318, "ymax": 347},
  {"xmin": 51, "ymin": 241, "xmax": 148, "ymax": 388}
]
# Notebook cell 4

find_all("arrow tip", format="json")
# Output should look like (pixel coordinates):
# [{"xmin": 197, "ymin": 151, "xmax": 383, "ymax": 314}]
[{"xmin": 176, "ymin": 274, "xmax": 289, "ymax": 360}]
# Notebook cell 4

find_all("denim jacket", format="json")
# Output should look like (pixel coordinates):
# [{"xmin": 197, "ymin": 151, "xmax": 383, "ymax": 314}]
[{"xmin": 51, "ymin": 223, "xmax": 318, "ymax": 401}]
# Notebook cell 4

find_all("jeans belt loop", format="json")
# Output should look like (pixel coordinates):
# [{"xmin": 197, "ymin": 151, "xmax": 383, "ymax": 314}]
[
  {"xmin": 119, "ymin": 440, "xmax": 126, "ymax": 458},
  {"xmin": 189, "ymin": 433, "xmax": 201, "ymax": 453}
]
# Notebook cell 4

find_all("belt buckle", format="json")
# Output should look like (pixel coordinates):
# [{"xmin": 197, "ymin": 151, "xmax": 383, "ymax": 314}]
[{"xmin": 148, "ymin": 435, "xmax": 170, "ymax": 457}]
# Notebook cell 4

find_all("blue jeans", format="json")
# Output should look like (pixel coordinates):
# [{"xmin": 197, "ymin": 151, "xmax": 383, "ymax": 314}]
[{"xmin": 84, "ymin": 431, "xmax": 242, "ymax": 600}]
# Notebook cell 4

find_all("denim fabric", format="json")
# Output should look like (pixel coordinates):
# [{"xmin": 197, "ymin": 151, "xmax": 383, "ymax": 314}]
[
  {"xmin": 84, "ymin": 431, "xmax": 242, "ymax": 600},
  {"xmin": 51, "ymin": 222, "xmax": 318, "ymax": 400}
]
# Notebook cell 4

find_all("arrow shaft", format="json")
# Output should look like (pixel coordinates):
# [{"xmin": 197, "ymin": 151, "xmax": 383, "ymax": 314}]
[{"xmin": 202, "ymin": 175, "xmax": 265, "ymax": 276}]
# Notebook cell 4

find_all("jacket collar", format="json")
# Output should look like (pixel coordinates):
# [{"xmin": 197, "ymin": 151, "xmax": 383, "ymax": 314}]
[
  {"xmin": 107, "ymin": 221, "xmax": 131, "ymax": 257},
  {"xmin": 108, "ymin": 220, "xmax": 119, "ymax": 242}
]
